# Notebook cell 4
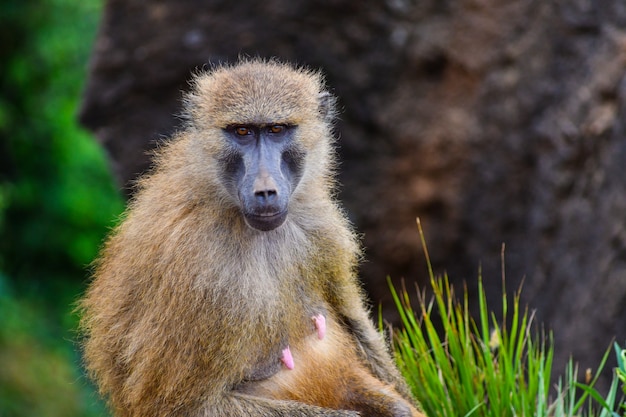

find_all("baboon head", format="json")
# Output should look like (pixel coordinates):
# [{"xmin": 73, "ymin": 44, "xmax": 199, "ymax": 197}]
[{"xmin": 184, "ymin": 60, "xmax": 336, "ymax": 231}]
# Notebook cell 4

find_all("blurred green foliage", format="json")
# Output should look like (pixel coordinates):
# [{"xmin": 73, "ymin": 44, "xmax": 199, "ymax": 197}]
[{"xmin": 0, "ymin": 0, "xmax": 123, "ymax": 415}]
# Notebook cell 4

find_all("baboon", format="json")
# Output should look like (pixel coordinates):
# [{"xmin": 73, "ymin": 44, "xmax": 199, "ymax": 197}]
[{"xmin": 80, "ymin": 60, "xmax": 423, "ymax": 417}]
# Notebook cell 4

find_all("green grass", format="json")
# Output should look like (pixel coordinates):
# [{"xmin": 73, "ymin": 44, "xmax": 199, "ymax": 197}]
[{"xmin": 388, "ymin": 219, "xmax": 626, "ymax": 417}]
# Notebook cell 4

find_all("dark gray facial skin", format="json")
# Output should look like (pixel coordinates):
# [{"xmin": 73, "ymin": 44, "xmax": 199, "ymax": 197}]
[{"xmin": 220, "ymin": 124, "xmax": 305, "ymax": 231}]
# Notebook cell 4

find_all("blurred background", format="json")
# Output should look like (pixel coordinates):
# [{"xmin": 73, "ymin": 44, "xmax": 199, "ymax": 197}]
[
  {"xmin": 1, "ymin": 0, "xmax": 119, "ymax": 415},
  {"xmin": 2, "ymin": 0, "xmax": 626, "ymax": 415}
]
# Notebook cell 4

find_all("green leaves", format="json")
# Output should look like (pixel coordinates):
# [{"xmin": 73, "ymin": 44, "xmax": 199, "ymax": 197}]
[
  {"xmin": 0, "ymin": 0, "xmax": 120, "ymax": 415},
  {"xmin": 0, "ymin": 0, "xmax": 123, "ymax": 292}
]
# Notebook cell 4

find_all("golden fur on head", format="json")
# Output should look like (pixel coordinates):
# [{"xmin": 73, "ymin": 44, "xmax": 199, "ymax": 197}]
[{"xmin": 185, "ymin": 59, "xmax": 336, "ymax": 139}]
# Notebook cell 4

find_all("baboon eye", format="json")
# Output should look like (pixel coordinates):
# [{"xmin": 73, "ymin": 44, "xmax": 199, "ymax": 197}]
[
  {"xmin": 268, "ymin": 125, "xmax": 285, "ymax": 134},
  {"xmin": 235, "ymin": 126, "xmax": 252, "ymax": 136}
]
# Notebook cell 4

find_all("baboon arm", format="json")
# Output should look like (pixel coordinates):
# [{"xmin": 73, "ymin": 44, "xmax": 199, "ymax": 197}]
[
  {"xmin": 337, "ymin": 297, "xmax": 415, "ymax": 402},
  {"xmin": 197, "ymin": 393, "xmax": 359, "ymax": 417}
]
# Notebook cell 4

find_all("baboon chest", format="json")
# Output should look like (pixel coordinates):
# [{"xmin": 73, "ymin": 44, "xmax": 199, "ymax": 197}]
[{"xmin": 237, "ymin": 287, "xmax": 331, "ymax": 384}]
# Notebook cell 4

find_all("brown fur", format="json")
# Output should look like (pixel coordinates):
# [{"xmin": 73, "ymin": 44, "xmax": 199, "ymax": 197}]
[{"xmin": 79, "ymin": 60, "xmax": 423, "ymax": 417}]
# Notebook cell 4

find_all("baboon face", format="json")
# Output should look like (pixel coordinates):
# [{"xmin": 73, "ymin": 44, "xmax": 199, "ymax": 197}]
[{"xmin": 220, "ymin": 123, "xmax": 305, "ymax": 231}]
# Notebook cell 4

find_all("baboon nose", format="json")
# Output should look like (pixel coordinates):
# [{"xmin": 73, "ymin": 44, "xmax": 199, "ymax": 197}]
[{"xmin": 253, "ymin": 175, "xmax": 279, "ymax": 206}]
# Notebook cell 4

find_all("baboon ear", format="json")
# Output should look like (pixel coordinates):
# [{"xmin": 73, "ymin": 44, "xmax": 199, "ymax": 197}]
[{"xmin": 318, "ymin": 91, "xmax": 336, "ymax": 122}]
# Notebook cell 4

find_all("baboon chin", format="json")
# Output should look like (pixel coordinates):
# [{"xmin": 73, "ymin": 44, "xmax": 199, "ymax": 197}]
[{"xmin": 80, "ymin": 59, "xmax": 424, "ymax": 417}]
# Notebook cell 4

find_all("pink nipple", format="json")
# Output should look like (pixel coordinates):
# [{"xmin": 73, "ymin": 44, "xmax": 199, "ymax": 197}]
[
  {"xmin": 312, "ymin": 314, "xmax": 326, "ymax": 340},
  {"xmin": 281, "ymin": 346, "xmax": 294, "ymax": 370}
]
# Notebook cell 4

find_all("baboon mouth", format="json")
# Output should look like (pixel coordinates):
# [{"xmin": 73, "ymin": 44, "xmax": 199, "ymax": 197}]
[{"xmin": 244, "ymin": 210, "xmax": 288, "ymax": 231}]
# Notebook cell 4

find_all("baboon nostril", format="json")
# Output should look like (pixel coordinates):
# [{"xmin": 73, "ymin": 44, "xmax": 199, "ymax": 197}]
[{"xmin": 255, "ymin": 189, "xmax": 277, "ymax": 204}]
